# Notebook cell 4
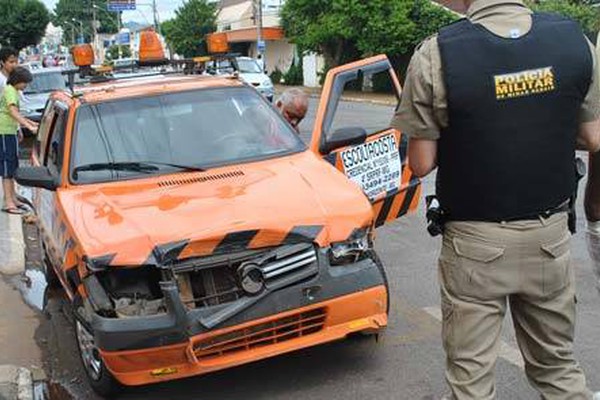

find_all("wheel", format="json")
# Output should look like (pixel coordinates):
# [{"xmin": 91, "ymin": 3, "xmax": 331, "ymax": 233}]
[
  {"xmin": 352, "ymin": 251, "xmax": 390, "ymax": 339},
  {"xmin": 75, "ymin": 321, "xmax": 122, "ymax": 398},
  {"xmin": 369, "ymin": 250, "xmax": 390, "ymax": 314}
]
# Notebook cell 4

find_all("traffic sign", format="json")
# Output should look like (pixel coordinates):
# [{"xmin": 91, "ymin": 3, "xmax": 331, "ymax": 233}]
[
  {"xmin": 257, "ymin": 40, "xmax": 266, "ymax": 52},
  {"xmin": 107, "ymin": 0, "xmax": 136, "ymax": 12},
  {"xmin": 117, "ymin": 32, "xmax": 130, "ymax": 45}
]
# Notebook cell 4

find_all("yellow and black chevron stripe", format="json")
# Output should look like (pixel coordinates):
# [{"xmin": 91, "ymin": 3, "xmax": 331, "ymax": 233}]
[
  {"xmin": 146, "ymin": 224, "xmax": 326, "ymax": 265},
  {"xmin": 373, "ymin": 175, "xmax": 421, "ymax": 228}
]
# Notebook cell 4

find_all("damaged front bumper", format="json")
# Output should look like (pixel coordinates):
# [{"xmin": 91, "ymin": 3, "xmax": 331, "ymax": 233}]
[{"xmin": 82, "ymin": 247, "xmax": 388, "ymax": 385}]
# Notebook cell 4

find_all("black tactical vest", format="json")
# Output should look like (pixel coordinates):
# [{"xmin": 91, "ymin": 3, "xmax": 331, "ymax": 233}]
[{"xmin": 437, "ymin": 13, "xmax": 592, "ymax": 222}]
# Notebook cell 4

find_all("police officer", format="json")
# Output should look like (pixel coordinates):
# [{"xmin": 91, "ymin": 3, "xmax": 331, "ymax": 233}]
[
  {"xmin": 587, "ymin": 40, "xmax": 600, "ymax": 293},
  {"xmin": 586, "ymin": 151, "xmax": 600, "ymax": 291},
  {"xmin": 393, "ymin": 0, "xmax": 600, "ymax": 398}
]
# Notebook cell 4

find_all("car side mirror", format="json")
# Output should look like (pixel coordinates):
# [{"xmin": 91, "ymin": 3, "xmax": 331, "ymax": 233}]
[
  {"xmin": 322, "ymin": 127, "xmax": 367, "ymax": 153},
  {"xmin": 15, "ymin": 167, "xmax": 58, "ymax": 191}
]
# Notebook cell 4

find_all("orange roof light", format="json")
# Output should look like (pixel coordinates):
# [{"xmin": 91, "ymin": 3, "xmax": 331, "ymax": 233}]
[
  {"xmin": 139, "ymin": 30, "xmax": 166, "ymax": 66},
  {"xmin": 207, "ymin": 32, "xmax": 230, "ymax": 54},
  {"xmin": 71, "ymin": 44, "xmax": 94, "ymax": 67}
]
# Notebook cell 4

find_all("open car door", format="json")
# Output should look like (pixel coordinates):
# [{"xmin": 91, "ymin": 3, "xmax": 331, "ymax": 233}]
[{"xmin": 310, "ymin": 55, "xmax": 421, "ymax": 228}]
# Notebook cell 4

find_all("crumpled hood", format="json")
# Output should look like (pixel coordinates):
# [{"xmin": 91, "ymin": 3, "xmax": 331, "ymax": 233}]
[{"xmin": 59, "ymin": 151, "xmax": 373, "ymax": 266}]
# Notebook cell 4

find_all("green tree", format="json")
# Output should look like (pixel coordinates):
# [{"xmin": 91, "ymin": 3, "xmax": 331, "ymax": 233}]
[
  {"xmin": 281, "ymin": 0, "xmax": 457, "ymax": 67},
  {"xmin": 161, "ymin": 0, "xmax": 217, "ymax": 58},
  {"xmin": 280, "ymin": 0, "xmax": 360, "ymax": 67},
  {"xmin": 0, "ymin": 0, "xmax": 50, "ymax": 50},
  {"xmin": 528, "ymin": 0, "xmax": 600, "ymax": 37},
  {"xmin": 105, "ymin": 44, "xmax": 132, "ymax": 62},
  {"xmin": 53, "ymin": 0, "xmax": 119, "ymax": 45}
]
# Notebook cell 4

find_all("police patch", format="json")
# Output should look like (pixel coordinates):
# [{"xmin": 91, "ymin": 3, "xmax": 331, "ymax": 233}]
[{"xmin": 494, "ymin": 67, "xmax": 555, "ymax": 100}]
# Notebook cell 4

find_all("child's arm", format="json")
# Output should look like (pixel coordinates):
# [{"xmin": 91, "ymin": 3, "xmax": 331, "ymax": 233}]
[{"xmin": 9, "ymin": 105, "xmax": 38, "ymax": 132}]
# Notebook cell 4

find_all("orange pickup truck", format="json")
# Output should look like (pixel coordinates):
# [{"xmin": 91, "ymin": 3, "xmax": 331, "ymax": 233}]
[{"xmin": 16, "ymin": 55, "xmax": 420, "ymax": 397}]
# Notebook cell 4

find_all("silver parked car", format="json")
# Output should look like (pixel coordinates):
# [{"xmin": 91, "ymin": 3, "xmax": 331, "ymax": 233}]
[{"xmin": 21, "ymin": 67, "xmax": 66, "ymax": 135}]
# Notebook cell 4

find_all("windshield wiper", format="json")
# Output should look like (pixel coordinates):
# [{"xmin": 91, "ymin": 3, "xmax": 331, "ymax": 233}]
[
  {"xmin": 72, "ymin": 162, "xmax": 159, "ymax": 178},
  {"xmin": 140, "ymin": 161, "xmax": 207, "ymax": 172}
]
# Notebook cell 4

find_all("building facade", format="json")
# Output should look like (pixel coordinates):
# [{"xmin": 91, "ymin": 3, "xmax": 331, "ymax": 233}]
[{"xmin": 213, "ymin": 0, "xmax": 296, "ymax": 78}]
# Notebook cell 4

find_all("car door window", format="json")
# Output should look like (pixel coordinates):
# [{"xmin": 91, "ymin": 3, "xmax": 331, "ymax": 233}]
[
  {"xmin": 320, "ymin": 60, "xmax": 399, "ymax": 147},
  {"xmin": 44, "ymin": 107, "xmax": 67, "ymax": 178},
  {"xmin": 36, "ymin": 101, "xmax": 56, "ymax": 154}
]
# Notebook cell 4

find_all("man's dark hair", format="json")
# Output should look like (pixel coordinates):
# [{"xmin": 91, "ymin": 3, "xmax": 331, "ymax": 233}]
[
  {"xmin": 0, "ymin": 47, "xmax": 18, "ymax": 63},
  {"xmin": 7, "ymin": 67, "xmax": 32, "ymax": 86}
]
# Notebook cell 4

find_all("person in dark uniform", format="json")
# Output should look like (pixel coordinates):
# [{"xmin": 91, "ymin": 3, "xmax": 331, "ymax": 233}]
[
  {"xmin": 586, "ymin": 39, "xmax": 600, "ymax": 293},
  {"xmin": 587, "ymin": 150, "xmax": 600, "ymax": 290},
  {"xmin": 392, "ymin": 0, "xmax": 600, "ymax": 398}
]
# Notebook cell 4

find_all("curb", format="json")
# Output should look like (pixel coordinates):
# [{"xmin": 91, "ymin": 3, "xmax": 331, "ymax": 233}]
[
  {"xmin": 304, "ymin": 92, "xmax": 397, "ymax": 107},
  {"xmin": 0, "ymin": 186, "xmax": 27, "ymax": 276},
  {"xmin": 0, "ymin": 213, "xmax": 26, "ymax": 275},
  {"xmin": 17, "ymin": 368, "xmax": 33, "ymax": 400},
  {"xmin": 274, "ymin": 86, "xmax": 397, "ymax": 107},
  {"xmin": 0, "ymin": 366, "xmax": 33, "ymax": 400}
]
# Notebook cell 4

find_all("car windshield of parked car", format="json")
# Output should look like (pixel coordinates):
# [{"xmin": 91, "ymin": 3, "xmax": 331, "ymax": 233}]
[
  {"xmin": 237, "ymin": 59, "xmax": 262, "ymax": 74},
  {"xmin": 70, "ymin": 87, "xmax": 305, "ymax": 184},
  {"xmin": 24, "ymin": 72, "xmax": 66, "ymax": 94}
]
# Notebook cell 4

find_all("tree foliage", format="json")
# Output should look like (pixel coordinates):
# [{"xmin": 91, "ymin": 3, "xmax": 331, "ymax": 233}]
[
  {"xmin": 0, "ymin": 0, "xmax": 50, "ymax": 50},
  {"xmin": 161, "ymin": 0, "xmax": 217, "ymax": 58},
  {"xmin": 281, "ymin": 0, "xmax": 458, "ymax": 67},
  {"xmin": 105, "ymin": 44, "xmax": 132, "ymax": 62},
  {"xmin": 528, "ymin": 0, "xmax": 600, "ymax": 37},
  {"xmin": 53, "ymin": 0, "xmax": 119, "ymax": 44}
]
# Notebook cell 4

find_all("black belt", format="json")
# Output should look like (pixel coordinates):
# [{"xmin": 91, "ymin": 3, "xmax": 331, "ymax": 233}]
[{"xmin": 502, "ymin": 201, "xmax": 570, "ymax": 222}]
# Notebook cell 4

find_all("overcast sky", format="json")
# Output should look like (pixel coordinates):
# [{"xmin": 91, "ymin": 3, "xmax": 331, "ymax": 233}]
[{"xmin": 41, "ymin": 0, "xmax": 184, "ymax": 23}]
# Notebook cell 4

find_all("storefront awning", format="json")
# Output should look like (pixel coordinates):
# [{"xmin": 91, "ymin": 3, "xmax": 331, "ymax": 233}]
[{"xmin": 209, "ymin": 27, "xmax": 285, "ymax": 44}]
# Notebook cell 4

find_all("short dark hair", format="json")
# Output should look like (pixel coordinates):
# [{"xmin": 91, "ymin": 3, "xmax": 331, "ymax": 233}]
[
  {"xmin": 7, "ymin": 67, "xmax": 32, "ymax": 86},
  {"xmin": 0, "ymin": 47, "xmax": 18, "ymax": 63}
]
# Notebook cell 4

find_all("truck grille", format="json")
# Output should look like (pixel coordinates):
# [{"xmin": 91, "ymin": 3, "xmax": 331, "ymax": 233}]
[
  {"xmin": 261, "ymin": 245, "xmax": 317, "ymax": 285},
  {"xmin": 174, "ymin": 244, "xmax": 319, "ymax": 309},
  {"xmin": 193, "ymin": 308, "xmax": 326, "ymax": 361}
]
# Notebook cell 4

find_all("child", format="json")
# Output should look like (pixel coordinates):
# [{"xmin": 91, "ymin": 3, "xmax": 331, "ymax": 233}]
[
  {"xmin": 0, "ymin": 47, "xmax": 18, "ymax": 92},
  {"xmin": 0, "ymin": 67, "xmax": 38, "ymax": 215}
]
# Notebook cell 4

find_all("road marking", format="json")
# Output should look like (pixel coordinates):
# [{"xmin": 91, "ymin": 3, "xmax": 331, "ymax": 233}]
[{"xmin": 422, "ymin": 306, "xmax": 525, "ymax": 370}]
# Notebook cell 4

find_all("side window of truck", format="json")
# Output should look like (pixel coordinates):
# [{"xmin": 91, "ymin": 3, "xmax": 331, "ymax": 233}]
[
  {"xmin": 36, "ymin": 101, "xmax": 56, "ymax": 156},
  {"xmin": 44, "ymin": 106, "xmax": 67, "ymax": 178}
]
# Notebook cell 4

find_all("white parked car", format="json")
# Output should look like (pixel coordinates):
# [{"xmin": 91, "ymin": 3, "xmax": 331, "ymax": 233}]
[{"xmin": 206, "ymin": 56, "xmax": 274, "ymax": 102}]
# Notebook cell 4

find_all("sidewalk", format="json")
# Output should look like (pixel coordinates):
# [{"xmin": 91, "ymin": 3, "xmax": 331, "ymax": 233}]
[
  {"xmin": 0, "ymin": 186, "xmax": 39, "ymax": 400},
  {"xmin": 274, "ymin": 84, "xmax": 397, "ymax": 106}
]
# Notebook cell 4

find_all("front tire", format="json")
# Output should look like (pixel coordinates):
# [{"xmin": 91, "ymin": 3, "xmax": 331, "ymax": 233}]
[
  {"xmin": 369, "ymin": 250, "xmax": 390, "ymax": 314},
  {"xmin": 75, "ymin": 321, "xmax": 122, "ymax": 398}
]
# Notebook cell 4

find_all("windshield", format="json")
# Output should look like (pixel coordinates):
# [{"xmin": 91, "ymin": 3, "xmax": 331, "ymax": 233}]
[
  {"xmin": 24, "ymin": 72, "xmax": 66, "ymax": 94},
  {"xmin": 237, "ymin": 59, "xmax": 262, "ymax": 74},
  {"xmin": 70, "ymin": 87, "xmax": 305, "ymax": 184}
]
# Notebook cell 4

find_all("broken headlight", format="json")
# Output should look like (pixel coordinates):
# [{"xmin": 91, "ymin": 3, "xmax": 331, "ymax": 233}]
[
  {"xmin": 329, "ymin": 229, "xmax": 371, "ymax": 266},
  {"xmin": 84, "ymin": 265, "xmax": 166, "ymax": 318}
]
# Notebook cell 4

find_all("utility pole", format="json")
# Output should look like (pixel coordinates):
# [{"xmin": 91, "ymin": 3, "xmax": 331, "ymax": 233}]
[
  {"xmin": 92, "ymin": 3, "xmax": 99, "ymax": 62},
  {"xmin": 117, "ymin": 11, "xmax": 122, "ymax": 59},
  {"xmin": 152, "ymin": 0, "xmax": 160, "ymax": 34},
  {"xmin": 254, "ymin": 0, "xmax": 264, "ymax": 63}
]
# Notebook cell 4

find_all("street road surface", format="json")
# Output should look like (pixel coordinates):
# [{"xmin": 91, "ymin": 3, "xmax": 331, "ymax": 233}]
[{"xmin": 23, "ymin": 99, "xmax": 600, "ymax": 399}]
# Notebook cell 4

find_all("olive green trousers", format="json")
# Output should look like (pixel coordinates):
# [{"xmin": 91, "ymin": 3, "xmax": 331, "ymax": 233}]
[{"xmin": 439, "ymin": 213, "xmax": 592, "ymax": 400}]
